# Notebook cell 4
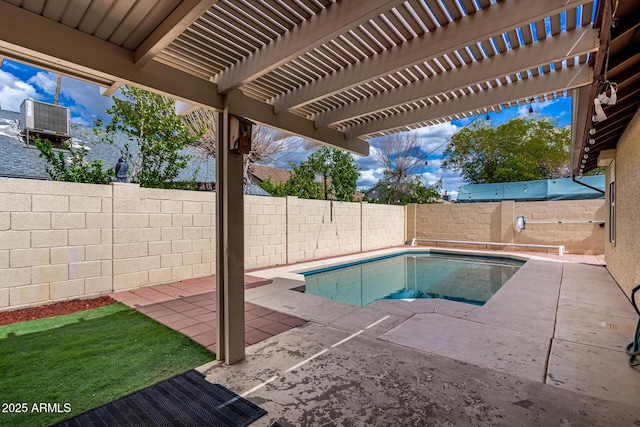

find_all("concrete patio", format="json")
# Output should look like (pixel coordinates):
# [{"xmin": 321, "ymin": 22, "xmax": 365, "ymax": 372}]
[{"xmin": 193, "ymin": 248, "xmax": 639, "ymax": 426}]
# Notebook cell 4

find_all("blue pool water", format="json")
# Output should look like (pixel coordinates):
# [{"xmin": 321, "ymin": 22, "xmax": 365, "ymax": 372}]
[{"xmin": 300, "ymin": 252, "xmax": 524, "ymax": 306}]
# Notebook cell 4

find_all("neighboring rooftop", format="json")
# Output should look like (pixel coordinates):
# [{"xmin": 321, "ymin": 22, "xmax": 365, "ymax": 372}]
[
  {"xmin": 0, "ymin": 108, "xmax": 215, "ymax": 184},
  {"xmin": 250, "ymin": 164, "xmax": 291, "ymax": 185}
]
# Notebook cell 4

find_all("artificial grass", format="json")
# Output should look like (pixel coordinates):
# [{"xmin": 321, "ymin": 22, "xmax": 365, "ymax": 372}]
[{"xmin": 0, "ymin": 302, "xmax": 215, "ymax": 427}]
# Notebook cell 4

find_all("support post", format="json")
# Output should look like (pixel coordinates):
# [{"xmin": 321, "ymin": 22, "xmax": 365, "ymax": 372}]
[{"xmin": 216, "ymin": 109, "xmax": 246, "ymax": 364}]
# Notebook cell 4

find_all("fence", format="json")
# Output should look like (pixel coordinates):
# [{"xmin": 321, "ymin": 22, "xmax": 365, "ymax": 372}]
[
  {"xmin": 407, "ymin": 200, "xmax": 605, "ymax": 255},
  {"xmin": 1, "ymin": 177, "xmax": 605, "ymax": 311},
  {"xmin": 0, "ymin": 178, "xmax": 405, "ymax": 310}
]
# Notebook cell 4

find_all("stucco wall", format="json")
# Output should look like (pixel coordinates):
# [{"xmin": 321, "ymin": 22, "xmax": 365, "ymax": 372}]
[
  {"xmin": 409, "ymin": 200, "xmax": 604, "ymax": 254},
  {"xmin": 604, "ymin": 110, "xmax": 640, "ymax": 298}
]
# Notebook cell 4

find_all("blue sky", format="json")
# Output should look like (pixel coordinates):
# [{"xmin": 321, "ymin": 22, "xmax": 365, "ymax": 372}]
[{"xmin": 1, "ymin": 59, "xmax": 572, "ymax": 198}]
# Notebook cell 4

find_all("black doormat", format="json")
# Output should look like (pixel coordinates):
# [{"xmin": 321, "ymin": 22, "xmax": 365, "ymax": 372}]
[{"xmin": 51, "ymin": 370, "xmax": 266, "ymax": 427}]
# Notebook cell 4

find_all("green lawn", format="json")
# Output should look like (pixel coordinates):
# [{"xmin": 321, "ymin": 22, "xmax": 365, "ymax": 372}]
[{"xmin": 0, "ymin": 302, "xmax": 215, "ymax": 427}]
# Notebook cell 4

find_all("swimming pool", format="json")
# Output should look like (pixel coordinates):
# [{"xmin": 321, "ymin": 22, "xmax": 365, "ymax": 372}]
[{"xmin": 299, "ymin": 251, "xmax": 524, "ymax": 306}]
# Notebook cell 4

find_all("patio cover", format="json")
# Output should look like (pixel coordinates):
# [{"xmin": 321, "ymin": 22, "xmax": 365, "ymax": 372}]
[
  {"xmin": 0, "ymin": 0, "xmax": 632, "ymax": 363},
  {"xmin": 457, "ymin": 176, "xmax": 605, "ymax": 203}
]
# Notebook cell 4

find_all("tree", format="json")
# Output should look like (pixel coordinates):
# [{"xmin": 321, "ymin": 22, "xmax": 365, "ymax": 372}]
[
  {"xmin": 372, "ymin": 174, "xmax": 442, "ymax": 205},
  {"xmin": 369, "ymin": 131, "xmax": 441, "ymax": 205},
  {"xmin": 372, "ymin": 132, "xmax": 426, "ymax": 200},
  {"xmin": 303, "ymin": 146, "xmax": 359, "ymax": 201},
  {"xmin": 442, "ymin": 117, "xmax": 570, "ymax": 184},
  {"xmin": 180, "ymin": 108, "xmax": 303, "ymax": 191},
  {"xmin": 95, "ymin": 86, "xmax": 203, "ymax": 189},
  {"xmin": 260, "ymin": 146, "xmax": 360, "ymax": 201},
  {"xmin": 34, "ymin": 137, "xmax": 113, "ymax": 184}
]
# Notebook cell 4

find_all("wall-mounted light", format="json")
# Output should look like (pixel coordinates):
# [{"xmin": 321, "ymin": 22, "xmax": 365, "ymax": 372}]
[
  {"xmin": 584, "ymin": 146, "xmax": 590, "ymax": 152},
  {"xmin": 589, "ymin": 128, "xmax": 596, "ymax": 135},
  {"xmin": 589, "ymin": 138, "xmax": 596, "ymax": 145}
]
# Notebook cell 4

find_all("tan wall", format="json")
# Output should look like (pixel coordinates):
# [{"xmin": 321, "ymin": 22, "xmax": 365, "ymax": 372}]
[
  {"xmin": 604, "ymin": 110, "xmax": 640, "ymax": 298},
  {"xmin": 0, "ymin": 180, "xmax": 405, "ymax": 310},
  {"xmin": 409, "ymin": 202, "xmax": 503, "ymax": 244},
  {"xmin": 286, "ymin": 197, "xmax": 362, "ymax": 264},
  {"xmin": 244, "ymin": 195, "xmax": 287, "ymax": 270},
  {"xmin": 362, "ymin": 203, "xmax": 406, "ymax": 251},
  {"xmin": 111, "ymin": 184, "xmax": 216, "ymax": 292},
  {"xmin": 514, "ymin": 200, "xmax": 604, "ymax": 254},
  {"xmin": 0, "ymin": 179, "xmax": 114, "ymax": 309},
  {"xmin": 410, "ymin": 200, "xmax": 604, "ymax": 254}
]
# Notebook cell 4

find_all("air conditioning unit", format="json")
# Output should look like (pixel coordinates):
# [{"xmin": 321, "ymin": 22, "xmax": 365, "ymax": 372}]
[{"xmin": 20, "ymin": 99, "xmax": 71, "ymax": 144}]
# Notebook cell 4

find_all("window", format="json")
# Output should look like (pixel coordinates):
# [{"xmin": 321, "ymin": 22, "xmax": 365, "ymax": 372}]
[{"xmin": 609, "ymin": 180, "xmax": 615, "ymax": 244}]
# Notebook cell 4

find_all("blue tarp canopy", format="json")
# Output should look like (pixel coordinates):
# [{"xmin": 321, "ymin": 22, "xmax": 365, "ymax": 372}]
[{"xmin": 456, "ymin": 176, "xmax": 605, "ymax": 203}]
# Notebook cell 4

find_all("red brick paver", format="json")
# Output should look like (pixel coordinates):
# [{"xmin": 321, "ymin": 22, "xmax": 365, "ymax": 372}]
[{"xmin": 111, "ymin": 274, "xmax": 305, "ymax": 354}]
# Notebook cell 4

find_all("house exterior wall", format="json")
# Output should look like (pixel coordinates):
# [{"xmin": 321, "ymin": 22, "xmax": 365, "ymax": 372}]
[
  {"xmin": 604, "ymin": 110, "xmax": 640, "ymax": 298},
  {"xmin": 408, "ymin": 200, "xmax": 604, "ymax": 254}
]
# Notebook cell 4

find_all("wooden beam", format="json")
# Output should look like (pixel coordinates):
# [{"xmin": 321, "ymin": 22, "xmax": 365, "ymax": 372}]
[
  {"xmin": 135, "ymin": 1, "xmax": 217, "ymax": 65},
  {"xmin": 217, "ymin": 0, "xmax": 406, "ymax": 93},
  {"xmin": 273, "ymin": 0, "xmax": 594, "ymax": 114},
  {"xmin": 315, "ymin": 26, "xmax": 597, "ymax": 127},
  {"xmin": 348, "ymin": 64, "xmax": 592, "ymax": 139},
  {"xmin": 0, "ymin": 2, "xmax": 224, "ymax": 110}
]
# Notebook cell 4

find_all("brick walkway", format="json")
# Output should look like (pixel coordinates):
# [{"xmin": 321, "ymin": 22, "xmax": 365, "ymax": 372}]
[{"xmin": 110, "ymin": 275, "xmax": 305, "ymax": 354}]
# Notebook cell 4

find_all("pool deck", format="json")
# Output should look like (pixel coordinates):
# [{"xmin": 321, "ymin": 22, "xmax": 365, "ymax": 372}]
[{"xmin": 195, "ymin": 247, "xmax": 639, "ymax": 426}]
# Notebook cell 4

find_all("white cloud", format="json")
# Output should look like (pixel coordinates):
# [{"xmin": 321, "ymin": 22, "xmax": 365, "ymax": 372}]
[
  {"xmin": 28, "ymin": 71, "xmax": 57, "ymax": 93},
  {"xmin": 414, "ymin": 121, "xmax": 458, "ymax": 139},
  {"xmin": 59, "ymin": 76, "xmax": 115, "ymax": 121},
  {"xmin": 358, "ymin": 167, "xmax": 385, "ymax": 188},
  {"xmin": 0, "ymin": 70, "xmax": 41, "ymax": 111}
]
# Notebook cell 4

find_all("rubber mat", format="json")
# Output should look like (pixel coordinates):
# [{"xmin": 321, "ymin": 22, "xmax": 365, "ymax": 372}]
[{"xmin": 51, "ymin": 370, "xmax": 266, "ymax": 427}]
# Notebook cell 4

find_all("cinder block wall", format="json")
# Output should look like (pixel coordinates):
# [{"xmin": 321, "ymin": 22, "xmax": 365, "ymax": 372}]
[
  {"xmin": 0, "ymin": 179, "xmax": 114, "ymax": 309},
  {"xmin": 244, "ymin": 195, "xmax": 287, "ymax": 270},
  {"xmin": 514, "ymin": 200, "xmax": 604, "ymax": 254},
  {"xmin": 110, "ymin": 184, "xmax": 216, "ymax": 292},
  {"xmin": 409, "ymin": 200, "xmax": 604, "ymax": 254},
  {"xmin": 409, "ymin": 202, "xmax": 502, "ymax": 245},
  {"xmin": 286, "ymin": 197, "xmax": 362, "ymax": 264},
  {"xmin": 0, "ymin": 180, "xmax": 406, "ymax": 310},
  {"xmin": 362, "ymin": 203, "xmax": 406, "ymax": 250}
]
